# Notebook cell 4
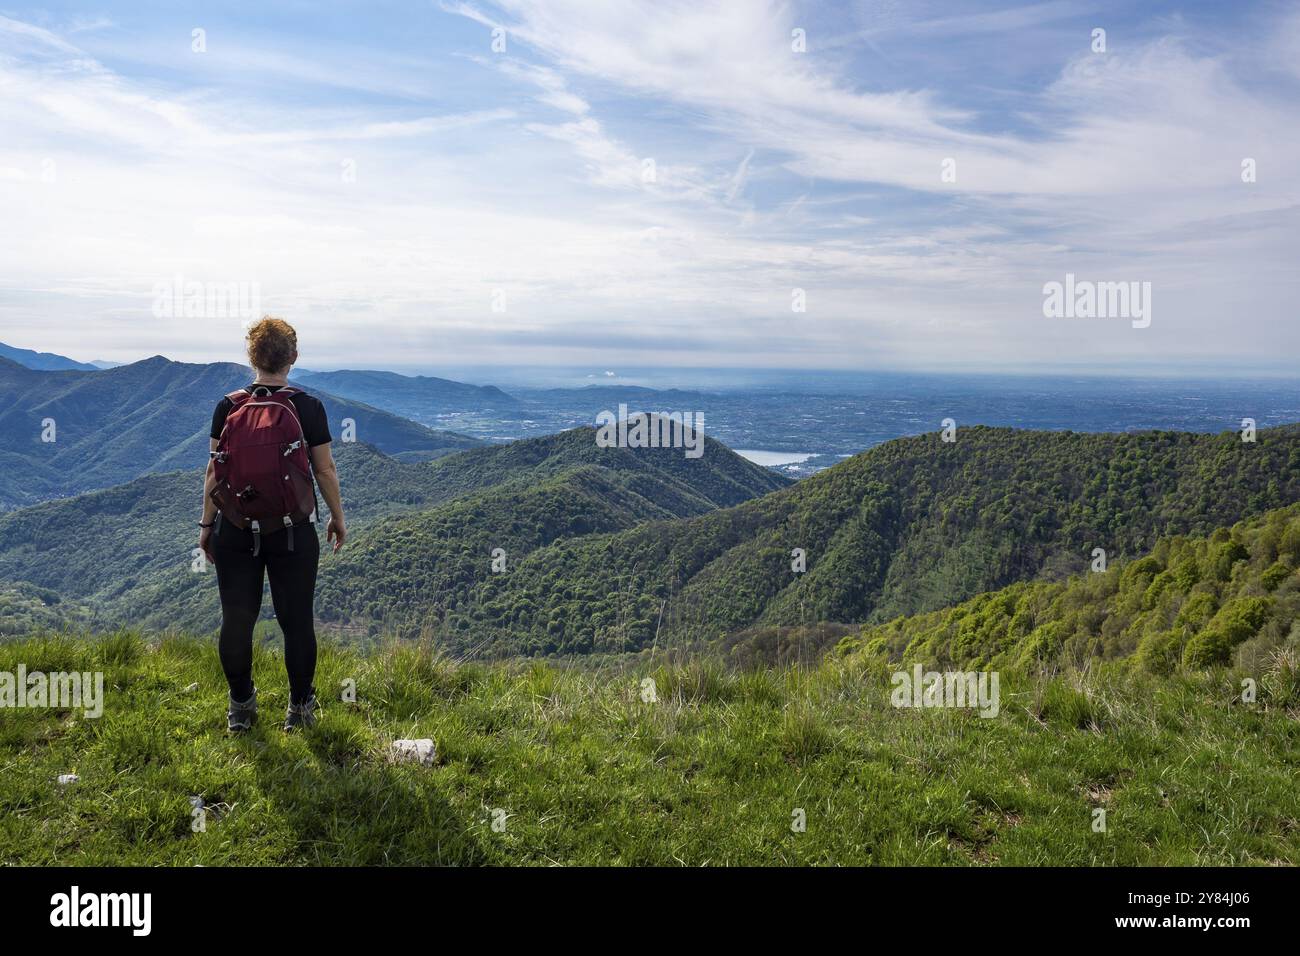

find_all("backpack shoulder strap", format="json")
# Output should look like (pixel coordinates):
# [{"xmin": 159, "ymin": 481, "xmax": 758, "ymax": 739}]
[
  {"xmin": 225, "ymin": 388, "xmax": 252, "ymax": 405},
  {"xmin": 243, "ymin": 385, "xmax": 298, "ymax": 400}
]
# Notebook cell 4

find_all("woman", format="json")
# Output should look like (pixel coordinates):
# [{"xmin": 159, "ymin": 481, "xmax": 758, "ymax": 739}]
[{"xmin": 198, "ymin": 317, "xmax": 346, "ymax": 733}]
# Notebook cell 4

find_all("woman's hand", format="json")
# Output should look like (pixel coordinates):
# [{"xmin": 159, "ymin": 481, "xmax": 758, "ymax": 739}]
[
  {"xmin": 199, "ymin": 526, "xmax": 214, "ymax": 564},
  {"xmin": 326, "ymin": 515, "xmax": 347, "ymax": 553}
]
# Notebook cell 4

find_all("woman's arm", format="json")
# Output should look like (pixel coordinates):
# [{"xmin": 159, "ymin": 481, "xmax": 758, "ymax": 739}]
[
  {"xmin": 310, "ymin": 442, "xmax": 346, "ymax": 552},
  {"xmin": 198, "ymin": 438, "xmax": 219, "ymax": 562}
]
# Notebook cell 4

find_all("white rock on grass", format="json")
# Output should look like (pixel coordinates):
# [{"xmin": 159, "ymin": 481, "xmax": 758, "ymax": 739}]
[
  {"xmin": 57, "ymin": 774, "xmax": 78, "ymax": 786},
  {"xmin": 184, "ymin": 683, "xmax": 199, "ymax": 693},
  {"xmin": 389, "ymin": 739, "xmax": 436, "ymax": 766}
]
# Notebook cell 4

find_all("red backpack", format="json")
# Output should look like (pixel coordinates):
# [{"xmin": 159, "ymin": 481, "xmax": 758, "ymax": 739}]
[{"xmin": 210, "ymin": 386, "xmax": 316, "ymax": 554}]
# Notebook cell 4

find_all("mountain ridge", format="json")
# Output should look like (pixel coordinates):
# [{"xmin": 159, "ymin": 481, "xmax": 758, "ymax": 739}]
[
  {"xmin": 291, "ymin": 368, "xmax": 521, "ymax": 425},
  {"xmin": 0, "ymin": 426, "xmax": 788, "ymax": 636},
  {"xmin": 0, "ymin": 357, "xmax": 482, "ymax": 509},
  {"xmin": 0, "ymin": 341, "xmax": 98, "ymax": 371},
  {"xmin": 345, "ymin": 423, "xmax": 1300, "ymax": 656}
]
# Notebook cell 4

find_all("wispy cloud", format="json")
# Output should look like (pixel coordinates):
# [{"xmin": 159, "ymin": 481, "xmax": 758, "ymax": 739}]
[{"xmin": 0, "ymin": 1, "xmax": 1297, "ymax": 373}]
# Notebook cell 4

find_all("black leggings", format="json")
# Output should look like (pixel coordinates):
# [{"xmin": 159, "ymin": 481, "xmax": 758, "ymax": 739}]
[{"xmin": 213, "ymin": 518, "xmax": 319, "ymax": 705}]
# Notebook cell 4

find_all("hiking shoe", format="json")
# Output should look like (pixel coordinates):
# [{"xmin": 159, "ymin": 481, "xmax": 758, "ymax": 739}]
[
  {"xmin": 284, "ymin": 692, "xmax": 319, "ymax": 732},
  {"xmin": 227, "ymin": 687, "xmax": 257, "ymax": 733}
]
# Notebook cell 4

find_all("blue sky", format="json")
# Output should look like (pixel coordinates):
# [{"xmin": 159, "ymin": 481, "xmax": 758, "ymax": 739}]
[{"xmin": 1, "ymin": 0, "xmax": 1298, "ymax": 374}]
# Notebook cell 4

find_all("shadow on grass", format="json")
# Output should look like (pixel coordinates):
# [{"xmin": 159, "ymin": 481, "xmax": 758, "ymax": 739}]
[{"xmin": 231, "ymin": 711, "xmax": 489, "ymax": 867}]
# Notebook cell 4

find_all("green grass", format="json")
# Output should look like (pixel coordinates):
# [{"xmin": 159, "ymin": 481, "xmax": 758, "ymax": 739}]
[{"xmin": 1, "ymin": 632, "xmax": 1297, "ymax": 866}]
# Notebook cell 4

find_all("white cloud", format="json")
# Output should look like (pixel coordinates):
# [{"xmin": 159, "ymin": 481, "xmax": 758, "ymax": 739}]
[{"xmin": 0, "ymin": 3, "xmax": 1297, "ymax": 373}]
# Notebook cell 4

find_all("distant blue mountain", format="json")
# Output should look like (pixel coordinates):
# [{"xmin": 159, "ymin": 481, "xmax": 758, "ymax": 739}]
[
  {"xmin": 291, "ymin": 368, "xmax": 521, "ymax": 424},
  {"xmin": 0, "ymin": 341, "xmax": 98, "ymax": 371}
]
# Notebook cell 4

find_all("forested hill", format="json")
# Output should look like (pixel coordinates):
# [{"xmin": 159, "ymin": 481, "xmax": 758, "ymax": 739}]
[
  {"xmin": 0, "ymin": 356, "xmax": 481, "ymax": 510},
  {"xmin": 338, "ymin": 424, "xmax": 1300, "ymax": 657},
  {"xmin": 418, "ymin": 425, "xmax": 788, "ymax": 509},
  {"xmin": 838, "ymin": 503, "xmax": 1300, "ymax": 676},
  {"xmin": 0, "ymin": 426, "xmax": 788, "ymax": 635},
  {"xmin": 0, "ymin": 442, "xmax": 462, "ymax": 616}
]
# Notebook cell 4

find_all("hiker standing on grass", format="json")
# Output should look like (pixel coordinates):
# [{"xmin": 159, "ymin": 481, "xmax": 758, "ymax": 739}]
[{"xmin": 198, "ymin": 317, "xmax": 346, "ymax": 733}]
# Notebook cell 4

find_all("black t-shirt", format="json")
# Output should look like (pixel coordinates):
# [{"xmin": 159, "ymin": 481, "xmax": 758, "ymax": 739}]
[{"xmin": 210, "ymin": 385, "xmax": 332, "ymax": 446}]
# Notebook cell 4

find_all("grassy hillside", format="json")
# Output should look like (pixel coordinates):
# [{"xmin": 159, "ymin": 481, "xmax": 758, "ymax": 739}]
[
  {"xmin": 0, "ymin": 356, "xmax": 480, "ymax": 509},
  {"xmin": 0, "ymin": 428, "xmax": 787, "ymax": 637},
  {"xmin": 839, "ymin": 504, "xmax": 1300, "ymax": 676},
  {"xmin": 1, "ymin": 632, "xmax": 1296, "ymax": 865},
  {"xmin": 333, "ymin": 425, "xmax": 1300, "ymax": 655}
]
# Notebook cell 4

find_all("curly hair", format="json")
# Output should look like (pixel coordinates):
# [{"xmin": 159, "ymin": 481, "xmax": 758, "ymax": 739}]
[{"xmin": 246, "ymin": 316, "xmax": 298, "ymax": 373}]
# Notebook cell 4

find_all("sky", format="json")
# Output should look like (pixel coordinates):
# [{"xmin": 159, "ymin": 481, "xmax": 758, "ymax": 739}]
[{"xmin": 0, "ymin": 0, "xmax": 1297, "ymax": 376}]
